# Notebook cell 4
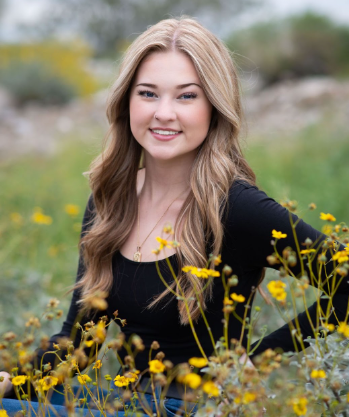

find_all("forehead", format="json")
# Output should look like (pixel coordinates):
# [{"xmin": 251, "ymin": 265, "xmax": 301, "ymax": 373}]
[{"xmin": 133, "ymin": 51, "xmax": 201, "ymax": 84}]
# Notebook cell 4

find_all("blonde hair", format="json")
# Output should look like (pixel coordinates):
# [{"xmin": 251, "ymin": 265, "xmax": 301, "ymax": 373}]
[{"xmin": 76, "ymin": 16, "xmax": 256, "ymax": 324}]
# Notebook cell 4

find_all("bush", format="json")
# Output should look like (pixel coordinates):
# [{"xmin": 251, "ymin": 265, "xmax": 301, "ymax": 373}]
[
  {"xmin": 227, "ymin": 12, "xmax": 349, "ymax": 85},
  {"xmin": 0, "ymin": 41, "xmax": 98, "ymax": 105},
  {"xmin": 0, "ymin": 61, "xmax": 77, "ymax": 106}
]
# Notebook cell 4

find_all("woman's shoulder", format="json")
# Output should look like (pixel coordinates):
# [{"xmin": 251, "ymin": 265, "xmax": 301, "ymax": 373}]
[{"xmin": 228, "ymin": 179, "xmax": 260, "ymax": 205}]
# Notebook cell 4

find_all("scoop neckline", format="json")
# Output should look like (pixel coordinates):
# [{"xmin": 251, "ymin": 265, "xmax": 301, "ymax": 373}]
[{"xmin": 118, "ymin": 251, "xmax": 176, "ymax": 265}]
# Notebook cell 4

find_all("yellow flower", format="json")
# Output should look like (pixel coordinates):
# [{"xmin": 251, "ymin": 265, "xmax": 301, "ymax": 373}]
[
  {"xmin": 323, "ymin": 323, "xmax": 335, "ymax": 332},
  {"xmin": 31, "ymin": 208, "xmax": 52, "ymax": 225},
  {"xmin": 94, "ymin": 321, "xmax": 106, "ymax": 343},
  {"xmin": 300, "ymin": 249, "xmax": 316, "ymax": 255},
  {"xmin": 114, "ymin": 375, "xmax": 130, "ymax": 387},
  {"xmin": 0, "ymin": 410, "xmax": 9, "ymax": 417},
  {"xmin": 188, "ymin": 357, "xmax": 208, "ymax": 368},
  {"xmin": 84, "ymin": 340, "xmax": 94, "ymax": 347},
  {"xmin": 182, "ymin": 373, "xmax": 202, "ymax": 389},
  {"xmin": 223, "ymin": 297, "xmax": 233, "ymax": 305},
  {"xmin": 149, "ymin": 359, "xmax": 166, "ymax": 373},
  {"xmin": 338, "ymin": 322, "xmax": 349, "ymax": 338},
  {"xmin": 310, "ymin": 369, "xmax": 326, "ymax": 379},
  {"xmin": 77, "ymin": 374, "xmax": 92, "ymax": 385},
  {"xmin": 202, "ymin": 381, "xmax": 220, "ymax": 397},
  {"xmin": 292, "ymin": 397, "xmax": 307, "ymax": 416},
  {"xmin": 272, "ymin": 230, "xmax": 287, "ymax": 239},
  {"xmin": 267, "ymin": 280, "xmax": 287, "ymax": 301},
  {"xmin": 322, "ymin": 224, "xmax": 333, "ymax": 235},
  {"xmin": 156, "ymin": 237, "xmax": 172, "ymax": 250},
  {"xmin": 40, "ymin": 376, "xmax": 59, "ymax": 390},
  {"xmin": 11, "ymin": 375, "xmax": 28, "ymax": 386},
  {"xmin": 48, "ymin": 246, "xmax": 59, "ymax": 257},
  {"xmin": 64, "ymin": 204, "xmax": 80, "ymax": 217},
  {"xmin": 10, "ymin": 212, "xmax": 23, "ymax": 225},
  {"xmin": 320, "ymin": 212, "xmax": 336, "ymax": 222},
  {"xmin": 230, "ymin": 293, "xmax": 246, "ymax": 303},
  {"xmin": 93, "ymin": 360, "xmax": 102, "ymax": 369},
  {"xmin": 124, "ymin": 371, "xmax": 139, "ymax": 383},
  {"xmin": 333, "ymin": 250, "xmax": 349, "ymax": 264},
  {"xmin": 182, "ymin": 266, "xmax": 220, "ymax": 279},
  {"xmin": 242, "ymin": 392, "xmax": 256, "ymax": 404}
]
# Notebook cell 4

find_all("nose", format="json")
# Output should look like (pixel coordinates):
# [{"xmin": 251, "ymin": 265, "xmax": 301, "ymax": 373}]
[{"xmin": 154, "ymin": 98, "xmax": 177, "ymax": 121}]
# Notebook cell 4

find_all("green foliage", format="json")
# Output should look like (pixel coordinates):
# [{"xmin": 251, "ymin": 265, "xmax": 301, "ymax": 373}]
[
  {"xmin": 0, "ymin": 61, "xmax": 77, "ymax": 106},
  {"xmin": 0, "ymin": 41, "xmax": 98, "ymax": 105},
  {"xmin": 227, "ymin": 12, "xmax": 349, "ymax": 84}
]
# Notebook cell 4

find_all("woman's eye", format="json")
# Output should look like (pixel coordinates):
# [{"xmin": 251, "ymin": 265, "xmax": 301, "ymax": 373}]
[
  {"xmin": 180, "ymin": 92, "xmax": 197, "ymax": 100},
  {"xmin": 137, "ymin": 90, "xmax": 156, "ymax": 98}
]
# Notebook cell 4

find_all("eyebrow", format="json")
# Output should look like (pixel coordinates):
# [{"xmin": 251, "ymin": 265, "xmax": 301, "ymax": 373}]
[{"xmin": 136, "ymin": 82, "xmax": 202, "ymax": 89}]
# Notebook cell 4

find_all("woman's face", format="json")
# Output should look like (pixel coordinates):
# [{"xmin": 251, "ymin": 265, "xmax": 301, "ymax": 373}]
[{"xmin": 129, "ymin": 51, "xmax": 212, "ymax": 163}]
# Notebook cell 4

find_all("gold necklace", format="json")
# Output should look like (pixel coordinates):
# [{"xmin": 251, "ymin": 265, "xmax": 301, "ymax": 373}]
[{"xmin": 134, "ymin": 190, "xmax": 186, "ymax": 262}]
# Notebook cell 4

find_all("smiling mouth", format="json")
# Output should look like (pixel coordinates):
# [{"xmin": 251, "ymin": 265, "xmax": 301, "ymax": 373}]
[{"xmin": 150, "ymin": 129, "xmax": 182, "ymax": 136}]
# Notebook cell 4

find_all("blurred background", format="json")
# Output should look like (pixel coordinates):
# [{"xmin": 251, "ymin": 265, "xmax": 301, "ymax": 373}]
[{"xmin": 0, "ymin": 0, "xmax": 349, "ymax": 359}]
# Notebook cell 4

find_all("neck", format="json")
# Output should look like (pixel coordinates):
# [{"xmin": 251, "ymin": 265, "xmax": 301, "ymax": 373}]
[{"xmin": 140, "ymin": 153, "xmax": 194, "ymax": 204}]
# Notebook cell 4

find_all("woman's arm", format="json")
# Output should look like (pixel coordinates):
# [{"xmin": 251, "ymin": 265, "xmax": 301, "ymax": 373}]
[{"xmin": 227, "ymin": 182, "xmax": 349, "ymax": 358}]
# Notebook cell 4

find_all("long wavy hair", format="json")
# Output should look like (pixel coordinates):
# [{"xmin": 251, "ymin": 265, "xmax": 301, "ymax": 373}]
[{"xmin": 75, "ymin": 16, "xmax": 256, "ymax": 324}]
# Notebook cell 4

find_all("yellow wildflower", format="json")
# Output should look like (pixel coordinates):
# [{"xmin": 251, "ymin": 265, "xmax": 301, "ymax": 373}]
[
  {"xmin": 84, "ymin": 340, "xmax": 94, "ymax": 347},
  {"xmin": 182, "ymin": 266, "xmax": 220, "ymax": 279},
  {"xmin": 300, "ymin": 249, "xmax": 316, "ymax": 255},
  {"xmin": 163, "ymin": 224, "xmax": 174, "ymax": 234},
  {"xmin": 242, "ymin": 392, "xmax": 256, "ymax": 404},
  {"xmin": 10, "ymin": 213, "xmax": 23, "ymax": 225},
  {"xmin": 202, "ymin": 381, "xmax": 220, "ymax": 397},
  {"xmin": 64, "ymin": 204, "xmax": 80, "ymax": 217},
  {"xmin": 333, "ymin": 250, "xmax": 349, "ymax": 264},
  {"xmin": 11, "ymin": 375, "xmax": 28, "ymax": 386},
  {"xmin": 292, "ymin": 397, "xmax": 307, "ymax": 416},
  {"xmin": 40, "ymin": 376, "xmax": 59, "ymax": 390},
  {"xmin": 156, "ymin": 237, "xmax": 172, "ymax": 250},
  {"xmin": 267, "ymin": 280, "xmax": 287, "ymax": 301},
  {"xmin": 310, "ymin": 369, "xmax": 326, "ymax": 379},
  {"xmin": 308, "ymin": 203, "xmax": 317, "ymax": 210},
  {"xmin": 31, "ymin": 207, "xmax": 52, "ymax": 225},
  {"xmin": 272, "ymin": 230, "xmax": 287, "ymax": 239},
  {"xmin": 149, "ymin": 359, "xmax": 166, "ymax": 373},
  {"xmin": 0, "ymin": 411, "xmax": 9, "ymax": 417},
  {"xmin": 114, "ymin": 375, "xmax": 130, "ymax": 387},
  {"xmin": 182, "ymin": 373, "xmax": 202, "ymax": 389},
  {"xmin": 124, "ymin": 371, "xmax": 139, "ymax": 383},
  {"xmin": 320, "ymin": 212, "xmax": 336, "ymax": 222},
  {"xmin": 322, "ymin": 224, "xmax": 333, "ymax": 235},
  {"xmin": 323, "ymin": 323, "xmax": 335, "ymax": 332},
  {"xmin": 338, "ymin": 322, "xmax": 349, "ymax": 338},
  {"xmin": 223, "ymin": 297, "xmax": 233, "ymax": 305},
  {"xmin": 93, "ymin": 360, "xmax": 102, "ymax": 369},
  {"xmin": 94, "ymin": 321, "xmax": 106, "ymax": 343},
  {"xmin": 230, "ymin": 293, "xmax": 246, "ymax": 303},
  {"xmin": 48, "ymin": 246, "xmax": 59, "ymax": 257},
  {"xmin": 77, "ymin": 374, "xmax": 92, "ymax": 385},
  {"xmin": 188, "ymin": 357, "xmax": 208, "ymax": 368}
]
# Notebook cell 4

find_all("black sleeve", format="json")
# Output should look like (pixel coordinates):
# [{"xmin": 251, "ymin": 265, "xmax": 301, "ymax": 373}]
[
  {"xmin": 29, "ymin": 194, "xmax": 108, "ymax": 374},
  {"xmin": 227, "ymin": 182, "xmax": 349, "ymax": 358}
]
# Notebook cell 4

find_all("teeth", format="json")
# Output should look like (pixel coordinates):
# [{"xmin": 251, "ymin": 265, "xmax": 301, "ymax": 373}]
[{"xmin": 152, "ymin": 129, "xmax": 180, "ymax": 135}]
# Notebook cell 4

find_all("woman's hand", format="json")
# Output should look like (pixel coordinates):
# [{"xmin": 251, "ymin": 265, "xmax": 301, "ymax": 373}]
[{"xmin": 0, "ymin": 371, "xmax": 14, "ymax": 398}]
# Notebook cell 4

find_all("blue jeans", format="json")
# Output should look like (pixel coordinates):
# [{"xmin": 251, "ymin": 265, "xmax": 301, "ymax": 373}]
[{"xmin": 1, "ymin": 384, "xmax": 198, "ymax": 416}]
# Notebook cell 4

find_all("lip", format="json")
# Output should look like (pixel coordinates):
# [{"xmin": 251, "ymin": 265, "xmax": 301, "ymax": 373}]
[{"xmin": 149, "ymin": 128, "xmax": 182, "ymax": 141}]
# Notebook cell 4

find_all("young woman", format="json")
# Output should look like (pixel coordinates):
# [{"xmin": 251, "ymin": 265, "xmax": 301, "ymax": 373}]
[{"xmin": 1, "ymin": 16, "xmax": 348, "ymax": 417}]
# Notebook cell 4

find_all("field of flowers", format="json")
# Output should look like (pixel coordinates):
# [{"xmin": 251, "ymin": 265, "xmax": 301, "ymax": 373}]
[{"xmin": 1, "ymin": 119, "xmax": 349, "ymax": 416}]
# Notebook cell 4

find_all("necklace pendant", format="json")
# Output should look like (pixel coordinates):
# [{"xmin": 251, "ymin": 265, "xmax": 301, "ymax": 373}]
[{"xmin": 133, "ymin": 250, "xmax": 141, "ymax": 262}]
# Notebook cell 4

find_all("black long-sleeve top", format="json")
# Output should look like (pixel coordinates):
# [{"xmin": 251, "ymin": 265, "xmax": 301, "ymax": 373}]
[{"xmin": 32, "ymin": 180, "xmax": 349, "ymax": 372}]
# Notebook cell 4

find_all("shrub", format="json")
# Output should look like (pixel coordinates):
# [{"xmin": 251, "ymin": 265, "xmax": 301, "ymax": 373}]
[
  {"xmin": 0, "ymin": 41, "xmax": 98, "ymax": 105},
  {"xmin": 227, "ymin": 12, "xmax": 349, "ymax": 85}
]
